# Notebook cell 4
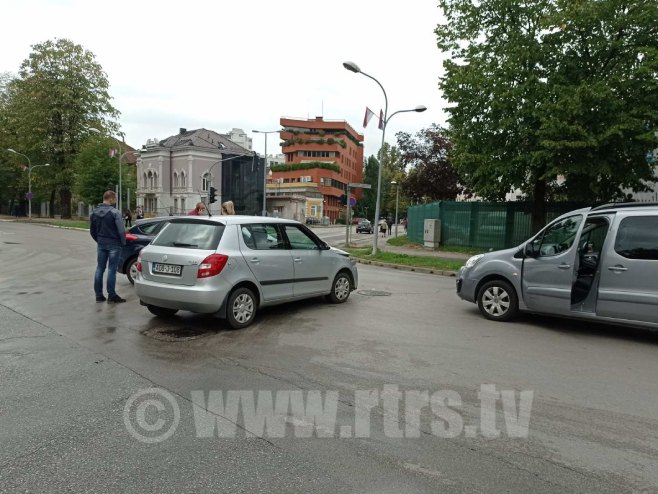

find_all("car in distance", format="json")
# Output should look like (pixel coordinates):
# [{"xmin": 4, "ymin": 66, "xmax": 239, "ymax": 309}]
[
  {"xmin": 456, "ymin": 203, "xmax": 658, "ymax": 330},
  {"xmin": 118, "ymin": 217, "xmax": 172, "ymax": 284},
  {"xmin": 356, "ymin": 219, "xmax": 374, "ymax": 234},
  {"xmin": 134, "ymin": 216, "xmax": 358, "ymax": 329}
]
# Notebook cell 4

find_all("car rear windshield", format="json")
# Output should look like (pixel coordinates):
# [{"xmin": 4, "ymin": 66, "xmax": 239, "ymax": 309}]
[{"xmin": 152, "ymin": 220, "xmax": 225, "ymax": 250}]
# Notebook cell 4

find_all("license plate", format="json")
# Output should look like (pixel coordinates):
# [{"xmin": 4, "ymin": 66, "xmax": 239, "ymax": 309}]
[{"xmin": 152, "ymin": 263, "xmax": 182, "ymax": 276}]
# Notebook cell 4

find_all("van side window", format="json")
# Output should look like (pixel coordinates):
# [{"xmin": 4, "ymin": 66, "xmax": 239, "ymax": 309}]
[
  {"xmin": 614, "ymin": 216, "xmax": 658, "ymax": 260},
  {"xmin": 536, "ymin": 215, "xmax": 583, "ymax": 257}
]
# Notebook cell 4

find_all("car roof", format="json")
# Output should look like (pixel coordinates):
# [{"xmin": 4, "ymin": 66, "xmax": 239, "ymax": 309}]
[{"xmin": 168, "ymin": 215, "xmax": 301, "ymax": 226}]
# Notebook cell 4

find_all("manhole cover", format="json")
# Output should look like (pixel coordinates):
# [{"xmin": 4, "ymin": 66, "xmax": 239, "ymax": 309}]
[{"xmin": 357, "ymin": 289, "xmax": 392, "ymax": 297}]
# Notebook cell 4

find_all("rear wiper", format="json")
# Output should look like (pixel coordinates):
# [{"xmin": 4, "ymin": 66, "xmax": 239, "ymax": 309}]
[{"xmin": 172, "ymin": 242, "xmax": 198, "ymax": 248}]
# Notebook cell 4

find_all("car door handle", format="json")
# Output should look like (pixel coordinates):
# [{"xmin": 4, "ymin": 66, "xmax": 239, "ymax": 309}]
[
  {"xmin": 558, "ymin": 263, "xmax": 571, "ymax": 269},
  {"xmin": 607, "ymin": 265, "xmax": 628, "ymax": 272},
  {"xmin": 293, "ymin": 257, "xmax": 302, "ymax": 263},
  {"xmin": 249, "ymin": 258, "xmax": 260, "ymax": 264}
]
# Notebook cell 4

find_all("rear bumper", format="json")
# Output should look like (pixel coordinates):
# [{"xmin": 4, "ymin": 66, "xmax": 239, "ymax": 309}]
[{"xmin": 135, "ymin": 275, "xmax": 230, "ymax": 313}]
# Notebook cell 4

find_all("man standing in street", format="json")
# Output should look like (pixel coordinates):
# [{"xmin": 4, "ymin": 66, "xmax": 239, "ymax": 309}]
[{"xmin": 90, "ymin": 190, "xmax": 126, "ymax": 303}]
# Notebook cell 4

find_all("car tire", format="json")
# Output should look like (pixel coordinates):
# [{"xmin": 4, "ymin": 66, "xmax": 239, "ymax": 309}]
[
  {"xmin": 126, "ymin": 257, "xmax": 138, "ymax": 285},
  {"xmin": 226, "ymin": 287, "xmax": 257, "ymax": 329},
  {"xmin": 326, "ymin": 271, "xmax": 352, "ymax": 304},
  {"xmin": 147, "ymin": 305, "xmax": 179, "ymax": 317},
  {"xmin": 477, "ymin": 279, "xmax": 518, "ymax": 321}
]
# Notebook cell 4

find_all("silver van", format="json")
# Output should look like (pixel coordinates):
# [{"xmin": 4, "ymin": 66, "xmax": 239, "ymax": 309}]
[{"xmin": 456, "ymin": 203, "xmax": 658, "ymax": 329}]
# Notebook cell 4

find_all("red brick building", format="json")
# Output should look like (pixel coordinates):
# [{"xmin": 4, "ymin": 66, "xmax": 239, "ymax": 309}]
[{"xmin": 270, "ymin": 116, "xmax": 364, "ymax": 223}]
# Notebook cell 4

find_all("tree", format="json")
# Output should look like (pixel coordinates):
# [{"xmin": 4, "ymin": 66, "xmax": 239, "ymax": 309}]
[
  {"xmin": 396, "ymin": 124, "xmax": 464, "ymax": 202},
  {"xmin": 353, "ymin": 143, "xmax": 403, "ymax": 220},
  {"xmin": 436, "ymin": 0, "xmax": 658, "ymax": 231},
  {"xmin": 74, "ymin": 137, "xmax": 137, "ymax": 207},
  {"xmin": 1, "ymin": 39, "xmax": 119, "ymax": 218}
]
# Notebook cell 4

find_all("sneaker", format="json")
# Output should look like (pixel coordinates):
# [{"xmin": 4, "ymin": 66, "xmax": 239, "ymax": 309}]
[
  {"xmin": 107, "ymin": 295, "xmax": 126, "ymax": 304},
  {"xmin": 96, "ymin": 295, "xmax": 106, "ymax": 303}
]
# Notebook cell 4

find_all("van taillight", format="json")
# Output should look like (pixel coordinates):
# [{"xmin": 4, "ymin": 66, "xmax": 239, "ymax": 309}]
[
  {"xmin": 136, "ymin": 253, "xmax": 142, "ymax": 272},
  {"xmin": 197, "ymin": 254, "xmax": 229, "ymax": 278}
]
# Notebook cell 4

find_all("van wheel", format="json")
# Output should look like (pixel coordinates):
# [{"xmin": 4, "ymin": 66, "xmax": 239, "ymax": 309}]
[
  {"xmin": 226, "ymin": 287, "xmax": 256, "ymax": 329},
  {"xmin": 327, "ymin": 271, "xmax": 352, "ymax": 304},
  {"xmin": 477, "ymin": 280, "xmax": 518, "ymax": 321},
  {"xmin": 147, "ymin": 305, "xmax": 178, "ymax": 317}
]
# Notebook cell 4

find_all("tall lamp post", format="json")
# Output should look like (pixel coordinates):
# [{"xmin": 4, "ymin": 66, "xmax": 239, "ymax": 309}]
[
  {"xmin": 7, "ymin": 149, "xmax": 50, "ymax": 219},
  {"xmin": 391, "ymin": 180, "xmax": 400, "ymax": 238},
  {"xmin": 343, "ymin": 61, "xmax": 426, "ymax": 254},
  {"xmin": 88, "ymin": 128, "xmax": 126, "ymax": 212},
  {"xmin": 253, "ymin": 129, "xmax": 280, "ymax": 216}
]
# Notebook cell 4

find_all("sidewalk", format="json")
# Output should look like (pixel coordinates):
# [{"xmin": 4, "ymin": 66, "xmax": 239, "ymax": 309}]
[{"xmin": 378, "ymin": 242, "xmax": 471, "ymax": 260}]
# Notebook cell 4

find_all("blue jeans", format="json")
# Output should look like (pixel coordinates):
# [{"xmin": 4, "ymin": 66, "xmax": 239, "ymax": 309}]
[{"xmin": 94, "ymin": 244, "xmax": 122, "ymax": 297}]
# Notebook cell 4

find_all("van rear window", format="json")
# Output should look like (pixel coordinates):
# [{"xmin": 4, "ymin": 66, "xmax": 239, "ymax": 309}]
[
  {"xmin": 614, "ymin": 216, "xmax": 658, "ymax": 260},
  {"xmin": 152, "ymin": 221, "xmax": 224, "ymax": 250}
]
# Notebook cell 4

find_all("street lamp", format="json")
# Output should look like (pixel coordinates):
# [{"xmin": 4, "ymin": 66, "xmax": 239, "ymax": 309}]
[
  {"xmin": 7, "ymin": 149, "xmax": 50, "ymax": 219},
  {"xmin": 391, "ymin": 180, "xmax": 400, "ymax": 238},
  {"xmin": 88, "ymin": 127, "xmax": 126, "ymax": 212},
  {"xmin": 343, "ymin": 61, "xmax": 426, "ymax": 254},
  {"xmin": 253, "ymin": 129, "xmax": 280, "ymax": 216}
]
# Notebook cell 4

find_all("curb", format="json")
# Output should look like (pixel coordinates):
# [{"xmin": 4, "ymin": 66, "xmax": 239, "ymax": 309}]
[{"xmin": 353, "ymin": 258, "xmax": 458, "ymax": 277}]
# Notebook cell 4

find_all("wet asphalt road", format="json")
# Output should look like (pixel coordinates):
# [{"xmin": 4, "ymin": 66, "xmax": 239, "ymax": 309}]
[{"xmin": 1, "ymin": 221, "xmax": 658, "ymax": 493}]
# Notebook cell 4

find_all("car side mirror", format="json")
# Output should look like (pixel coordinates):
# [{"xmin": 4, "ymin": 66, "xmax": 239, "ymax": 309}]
[
  {"xmin": 320, "ymin": 242, "xmax": 331, "ymax": 250},
  {"xmin": 525, "ymin": 241, "xmax": 540, "ymax": 258}
]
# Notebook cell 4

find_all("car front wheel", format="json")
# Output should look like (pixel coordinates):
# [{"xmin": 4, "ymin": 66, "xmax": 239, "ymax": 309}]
[
  {"xmin": 226, "ymin": 287, "xmax": 257, "ymax": 329},
  {"xmin": 327, "ymin": 271, "xmax": 352, "ymax": 304},
  {"xmin": 477, "ymin": 280, "xmax": 518, "ymax": 321}
]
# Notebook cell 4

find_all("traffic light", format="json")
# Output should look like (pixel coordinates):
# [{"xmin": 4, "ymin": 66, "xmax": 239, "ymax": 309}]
[{"xmin": 209, "ymin": 186, "xmax": 217, "ymax": 204}]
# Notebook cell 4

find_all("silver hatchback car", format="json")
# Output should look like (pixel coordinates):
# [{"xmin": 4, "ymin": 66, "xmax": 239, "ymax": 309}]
[{"xmin": 134, "ymin": 216, "xmax": 358, "ymax": 328}]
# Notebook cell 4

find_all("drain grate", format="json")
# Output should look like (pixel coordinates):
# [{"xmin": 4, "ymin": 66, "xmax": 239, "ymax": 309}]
[{"xmin": 357, "ymin": 289, "xmax": 392, "ymax": 297}]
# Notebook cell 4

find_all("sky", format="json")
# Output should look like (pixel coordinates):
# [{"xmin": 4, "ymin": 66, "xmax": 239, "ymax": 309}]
[{"xmin": 1, "ymin": 0, "xmax": 449, "ymax": 159}]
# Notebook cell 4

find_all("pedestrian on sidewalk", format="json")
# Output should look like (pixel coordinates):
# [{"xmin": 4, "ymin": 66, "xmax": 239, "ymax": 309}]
[
  {"xmin": 379, "ymin": 219, "xmax": 387, "ymax": 238},
  {"xmin": 387, "ymin": 217, "xmax": 393, "ymax": 236},
  {"xmin": 188, "ymin": 202, "xmax": 206, "ymax": 215},
  {"xmin": 402, "ymin": 218, "xmax": 408, "ymax": 233},
  {"xmin": 221, "ymin": 200, "xmax": 235, "ymax": 215},
  {"xmin": 90, "ymin": 190, "xmax": 126, "ymax": 303},
  {"xmin": 124, "ymin": 209, "xmax": 132, "ymax": 228}
]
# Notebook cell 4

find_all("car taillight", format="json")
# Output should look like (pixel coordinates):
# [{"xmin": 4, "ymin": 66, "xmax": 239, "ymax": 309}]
[
  {"xmin": 136, "ymin": 253, "xmax": 142, "ymax": 272},
  {"xmin": 126, "ymin": 233, "xmax": 139, "ymax": 241},
  {"xmin": 197, "ymin": 254, "xmax": 229, "ymax": 278}
]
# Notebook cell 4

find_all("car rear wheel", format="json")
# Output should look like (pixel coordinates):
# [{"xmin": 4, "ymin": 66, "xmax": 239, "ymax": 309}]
[
  {"xmin": 147, "ymin": 305, "xmax": 179, "ymax": 317},
  {"xmin": 477, "ymin": 280, "xmax": 518, "ymax": 321},
  {"xmin": 327, "ymin": 271, "xmax": 351, "ymax": 304},
  {"xmin": 226, "ymin": 287, "xmax": 256, "ymax": 329},
  {"xmin": 126, "ymin": 258, "xmax": 138, "ymax": 285}
]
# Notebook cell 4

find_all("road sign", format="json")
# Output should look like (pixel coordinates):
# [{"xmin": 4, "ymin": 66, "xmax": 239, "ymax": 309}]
[
  {"xmin": 348, "ymin": 183, "xmax": 372, "ymax": 189},
  {"xmin": 349, "ymin": 197, "xmax": 356, "ymax": 206},
  {"xmin": 25, "ymin": 191, "xmax": 33, "ymax": 200}
]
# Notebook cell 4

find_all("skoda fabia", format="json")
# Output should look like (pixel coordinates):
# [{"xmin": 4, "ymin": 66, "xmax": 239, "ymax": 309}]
[{"xmin": 134, "ymin": 216, "xmax": 358, "ymax": 328}]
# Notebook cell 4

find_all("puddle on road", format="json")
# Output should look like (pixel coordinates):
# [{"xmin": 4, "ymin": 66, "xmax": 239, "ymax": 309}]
[{"xmin": 142, "ymin": 325, "xmax": 214, "ymax": 342}]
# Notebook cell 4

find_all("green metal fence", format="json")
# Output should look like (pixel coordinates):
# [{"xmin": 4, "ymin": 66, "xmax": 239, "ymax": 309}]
[{"xmin": 407, "ymin": 201, "xmax": 588, "ymax": 251}]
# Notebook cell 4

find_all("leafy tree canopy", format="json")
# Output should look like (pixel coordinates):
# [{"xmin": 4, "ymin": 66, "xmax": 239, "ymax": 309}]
[
  {"xmin": 1, "ymin": 38, "xmax": 119, "ymax": 217},
  {"xmin": 436, "ymin": 0, "xmax": 658, "ymax": 229},
  {"xmin": 396, "ymin": 124, "xmax": 465, "ymax": 202}
]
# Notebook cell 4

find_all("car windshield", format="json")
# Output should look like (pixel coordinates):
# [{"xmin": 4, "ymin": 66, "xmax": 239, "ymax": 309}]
[{"xmin": 152, "ymin": 221, "xmax": 225, "ymax": 250}]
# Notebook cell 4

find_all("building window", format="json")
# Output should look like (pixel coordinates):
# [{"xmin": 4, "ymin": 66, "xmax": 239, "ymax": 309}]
[
  {"xmin": 174, "ymin": 198, "xmax": 178, "ymax": 213},
  {"xmin": 173, "ymin": 172, "xmax": 179, "ymax": 188},
  {"xmin": 180, "ymin": 198, "xmax": 186, "ymax": 213},
  {"xmin": 181, "ymin": 171, "xmax": 186, "ymax": 188},
  {"xmin": 202, "ymin": 173, "xmax": 211, "ymax": 192}
]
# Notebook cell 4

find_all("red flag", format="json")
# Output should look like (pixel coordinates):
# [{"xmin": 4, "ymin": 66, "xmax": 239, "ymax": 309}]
[
  {"xmin": 378, "ymin": 109, "xmax": 384, "ymax": 130},
  {"xmin": 363, "ymin": 107, "xmax": 375, "ymax": 128}
]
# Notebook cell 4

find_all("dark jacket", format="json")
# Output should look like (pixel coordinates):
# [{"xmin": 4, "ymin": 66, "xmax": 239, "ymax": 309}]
[{"xmin": 90, "ymin": 203, "xmax": 126, "ymax": 246}]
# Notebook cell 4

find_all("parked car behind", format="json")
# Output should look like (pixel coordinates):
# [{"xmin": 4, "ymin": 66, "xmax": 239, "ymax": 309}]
[
  {"xmin": 356, "ymin": 219, "xmax": 374, "ymax": 234},
  {"xmin": 134, "ymin": 216, "xmax": 358, "ymax": 329},
  {"xmin": 118, "ymin": 217, "xmax": 172, "ymax": 284},
  {"xmin": 456, "ymin": 203, "xmax": 658, "ymax": 330}
]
